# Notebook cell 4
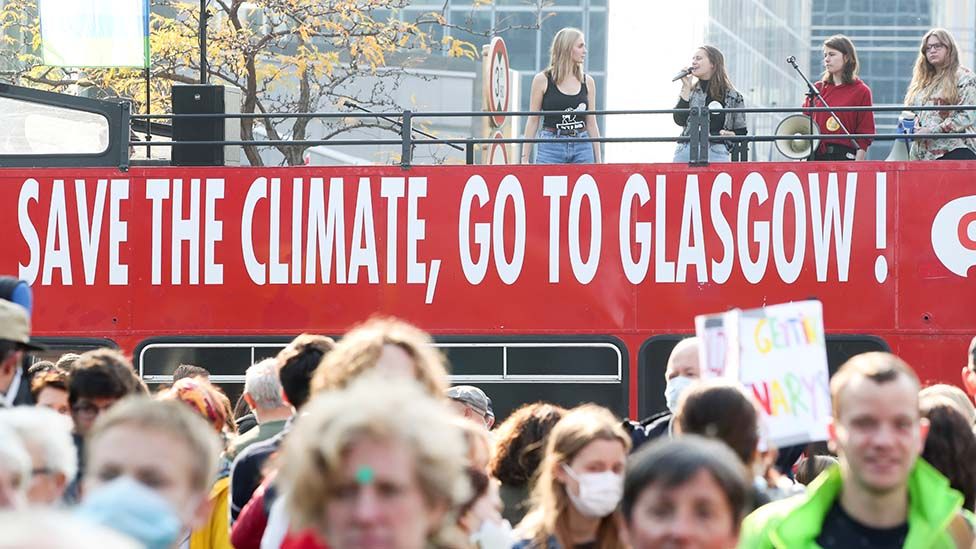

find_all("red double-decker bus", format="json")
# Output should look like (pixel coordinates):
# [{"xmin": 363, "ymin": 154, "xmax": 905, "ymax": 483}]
[{"xmin": 3, "ymin": 161, "xmax": 974, "ymax": 420}]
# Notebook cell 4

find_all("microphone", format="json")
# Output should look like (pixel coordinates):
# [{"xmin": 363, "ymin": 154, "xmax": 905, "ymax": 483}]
[{"xmin": 672, "ymin": 67, "xmax": 692, "ymax": 82}]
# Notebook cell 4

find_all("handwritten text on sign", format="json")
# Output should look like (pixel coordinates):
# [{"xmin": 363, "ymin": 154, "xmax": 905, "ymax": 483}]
[{"xmin": 732, "ymin": 301, "xmax": 831, "ymax": 447}]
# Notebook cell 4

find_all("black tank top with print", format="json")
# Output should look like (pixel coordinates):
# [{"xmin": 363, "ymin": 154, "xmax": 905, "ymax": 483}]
[{"xmin": 541, "ymin": 72, "xmax": 589, "ymax": 132}]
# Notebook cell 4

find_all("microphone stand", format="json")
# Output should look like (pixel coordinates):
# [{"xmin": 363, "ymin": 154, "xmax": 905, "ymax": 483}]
[{"xmin": 787, "ymin": 56, "xmax": 861, "ymax": 161}]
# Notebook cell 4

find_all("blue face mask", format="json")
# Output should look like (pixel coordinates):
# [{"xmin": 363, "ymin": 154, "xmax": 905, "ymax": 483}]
[
  {"xmin": 664, "ymin": 375, "xmax": 695, "ymax": 413},
  {"xmin": 77, "ymin": 476, "xmax": 184, "ymax": 549}
]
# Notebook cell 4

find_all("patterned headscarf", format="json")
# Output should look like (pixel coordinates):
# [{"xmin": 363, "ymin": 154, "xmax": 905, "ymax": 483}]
[{"xmin": 159, "ymin": 378, "xmax": 228, "ymax": 434}]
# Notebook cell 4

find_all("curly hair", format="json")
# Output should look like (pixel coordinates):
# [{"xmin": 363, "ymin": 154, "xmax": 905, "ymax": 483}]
[
  {"xmin": 921, "ymin": 400, "xmax": 976, "ymax": 511},
  {"xmin": 488, "ymin": 402, "xmax": 566, "ymax": 486},
  {"xmin": 280, "ymin": 374, "xmax": 470, "ymax": 547},
  {"xmin": 311, "ymin": 317, "xmax": 448, "ymax": 397}
]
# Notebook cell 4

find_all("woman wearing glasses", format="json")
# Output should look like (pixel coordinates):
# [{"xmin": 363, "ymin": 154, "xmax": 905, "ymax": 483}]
[{"xmin": 904, "ymin": 28, "xmax": 976, "ymax": 160}]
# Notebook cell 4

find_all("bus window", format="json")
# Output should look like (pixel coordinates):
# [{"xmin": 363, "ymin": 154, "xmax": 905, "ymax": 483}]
[
  {"xmin": 637, "ymin": 335, "xmax": 890, "ymax": 420},
  {"xmin": 134, "ymin": 336, "xmax": 629, "ymax": 424},
  {"xmin": 136, "ymin": 338, "xmax": 292, "ymax": 405},
  {"xmin": 438, "ymin": 337, "xmax": 628, "ymax": 422},
  {"xmin": 27, "ymin": 337, "xmax": 118, "ymax": 365}
]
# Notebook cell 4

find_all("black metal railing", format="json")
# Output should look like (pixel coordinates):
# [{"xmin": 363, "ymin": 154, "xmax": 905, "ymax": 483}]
[
  {"xmin": 127, "ymin": 103, "xmax": 976, "ymax": 169},
  {"xmin": 4, "ymin": 83, "xmax": 976, "ymax": 170}
]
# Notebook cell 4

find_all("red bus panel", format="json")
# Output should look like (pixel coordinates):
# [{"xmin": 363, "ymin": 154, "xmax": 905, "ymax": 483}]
[{"xmin": 2, "ymin": 162, "xmax": 973, "ymax": 414}]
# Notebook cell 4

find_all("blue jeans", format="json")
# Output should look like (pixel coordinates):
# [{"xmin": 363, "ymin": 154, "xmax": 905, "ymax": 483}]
[
  {"xmin": 534, "ymin": 130, "xmax": 595, "ymax": 164},
  {"xmin": 673, "ymin": 142, "xmax": 730, "ymax": 163}
]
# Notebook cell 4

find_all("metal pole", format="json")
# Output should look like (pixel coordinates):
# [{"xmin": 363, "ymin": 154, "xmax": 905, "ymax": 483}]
[
  {"xmin": 144, "ymin": 67, "xmax": 151, "ymax": 158},
  {"xmin": 199, "ymin": 0, "xmax": 208, "ymax": 84},
  {"xmin": 118, "ymin": 101, "xmax": 131, "ymax": 172},
  {"xmin": 688, "ymin": 106, "xmax": 709, "ymax": 166},
  {"xmin": 465, "ymin": 142, "xmax": 474, "ymax": 164},
  {"xmin": 401, "ymin": 110, "xmax": 412, "ymax": 169}
]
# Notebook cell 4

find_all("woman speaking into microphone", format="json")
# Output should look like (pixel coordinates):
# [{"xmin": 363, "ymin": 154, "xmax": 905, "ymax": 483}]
[
  {"xmin": 803, "ymin": 34, "xmax": 874, "ymax": 161},
  {"xmin": 672, "ymin": 45, "xmax": 747, "ymax": 162}
]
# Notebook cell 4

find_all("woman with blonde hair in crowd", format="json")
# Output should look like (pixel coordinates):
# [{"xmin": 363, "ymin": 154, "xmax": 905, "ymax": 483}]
[
  {"xmin": 514, "ymin": 404, "xmax": 631, "ymax": 549},
  {"xmin": 311, "ymin": 316, "xmax": 449, "ymax": 396},
  {"xmin": 278, "ymin": 374, "xmax": 471, "ymax": 549},
  {"xmin": 672, "ymin": 45, "xmax": 747, "ymax": 162},
  {"xmin": 521, "ymin": 27, "xmax": 602, "ymax": 164},
  {"xmin": 905, "ymin": 28, "xmax": 976, "ymax": 160}
]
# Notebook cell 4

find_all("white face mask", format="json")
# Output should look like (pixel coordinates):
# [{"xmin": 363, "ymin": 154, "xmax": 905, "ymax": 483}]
[
  {"xmin": 664, "ymin": 375, "xmax": 695, "ymax": 413},
  {"xmin": 561, "ymin": 465, "xmax": 623, "ymax": 518}
]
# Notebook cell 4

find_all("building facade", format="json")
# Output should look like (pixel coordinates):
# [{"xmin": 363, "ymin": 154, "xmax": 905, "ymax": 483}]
[
  {"xmin": 706, "ymin": 0, "xmax": 813, "ymax": 160},
  {"xmin": 411, "ymin": 0, "xmax": 610, "ymax": 113},
  {"xmin": 300, "ymin": 0, "xmax": 610, "ymax": 165}
]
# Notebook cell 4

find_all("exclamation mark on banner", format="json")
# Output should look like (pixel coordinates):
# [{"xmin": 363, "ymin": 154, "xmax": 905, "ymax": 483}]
[{"xmin": 875, "ymin": 173, "xmax": 888, "ymax": 283}]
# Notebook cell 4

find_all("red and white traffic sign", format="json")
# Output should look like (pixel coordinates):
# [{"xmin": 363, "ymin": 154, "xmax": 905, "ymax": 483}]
[
  {"xmin": 485, "ymin": 37, "xmax": 510, "ymax": 128},
  {"xmin": 487, "ymin": 131, "xmax": 509, "ymax": 165}
]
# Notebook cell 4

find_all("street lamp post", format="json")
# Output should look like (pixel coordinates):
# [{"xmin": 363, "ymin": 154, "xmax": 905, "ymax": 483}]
[{"xmin": 199, "ymin": 0, "xmax": 208, "ymax": 84}]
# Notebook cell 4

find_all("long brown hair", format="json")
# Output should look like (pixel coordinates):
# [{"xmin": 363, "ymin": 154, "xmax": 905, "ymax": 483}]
[
  {"xmin": 821, "ymin": 34, "xmax": 860, "ymax": 85},
  {"xmin": 905, "ymin": 28, "xmax": 963, "ymax": 105},
  {"xmin": 519, "ymin": 404, "xmax": 631, "ymax": 549},
  {"xmin": 546, "ymin": 27, "xmax": 584, "ymax": 85},
  {"xmin": 699, "ymin": 45, "xmax": 735, "ymax": 101}
]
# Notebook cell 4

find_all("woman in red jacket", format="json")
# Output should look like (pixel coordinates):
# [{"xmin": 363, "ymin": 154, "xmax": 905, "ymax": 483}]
[{"xmin": 804, "ymin": 34, "xmax": 875, "ymax": 161}]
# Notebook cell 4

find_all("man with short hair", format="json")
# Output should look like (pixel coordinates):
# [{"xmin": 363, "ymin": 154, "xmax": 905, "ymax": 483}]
[
  {"xmin": 446, "ymin": 385, "xmax": 492, "ymax": 430},
  {"xmin": 627, "ymin": 337, "xmax": 701, "ymax": 449},
  {"xmin": 226, "ymin": 358, "xmax": 293, "ymax": 459},
  {"xmin": 69, "ymin": 349, "xmax": 142, "ymax": 438},
  {"xmin": 0, "ymin": 406, "xmax": 77, "ymax": 505},
  {"xmin": 65, "ymin": 348, "xmax": 143, "ymax": 503},
  {"xmin": 740, "ymin": 352, "xmax": 973, "ymax": 548},
  {"xmin": 0, "ymin": 300, "xmax": 44, "ymax": 408},
  {"xmin": 229, "ymin": 334, "xmax": 333, "ymax": 532}
]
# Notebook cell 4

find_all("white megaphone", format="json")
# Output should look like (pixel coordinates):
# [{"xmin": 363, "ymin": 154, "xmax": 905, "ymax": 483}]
[
  {"xmin": 886, "ymin": 140, "xmax": 910, "ymax": 161},
  {"xmin": 775, "ymin": 115, "xmax": 820, "ymax": 160}
]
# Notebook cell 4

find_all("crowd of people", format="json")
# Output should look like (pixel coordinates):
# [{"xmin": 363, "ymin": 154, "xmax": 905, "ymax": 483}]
[
  {"xmin": 521, "ymin": 26, "xmax": 976, "ymax": 164},
  {"xmin": 4, "ymin": 295, "xmax": 976, "ymax": 548}
]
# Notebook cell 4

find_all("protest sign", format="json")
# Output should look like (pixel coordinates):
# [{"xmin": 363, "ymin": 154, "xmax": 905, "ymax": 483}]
[{"xmin": 714, "ymin": 300, "xmax": 831, "ymax": 448}]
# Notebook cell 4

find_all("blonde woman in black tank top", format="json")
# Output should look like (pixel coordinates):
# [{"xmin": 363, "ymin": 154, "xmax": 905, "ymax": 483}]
[{"xmin": 521, "ymin": 27, "xmax": 602, "ymax": 164}]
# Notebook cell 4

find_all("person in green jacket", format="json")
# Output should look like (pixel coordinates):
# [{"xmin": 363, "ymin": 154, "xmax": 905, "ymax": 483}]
[{"xmin": 739, "ymin": 352, "xmax": 974, "ymax": 548}]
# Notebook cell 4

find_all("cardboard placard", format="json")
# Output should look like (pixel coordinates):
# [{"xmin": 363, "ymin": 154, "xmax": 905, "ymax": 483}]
[{"xmin": 697, "ymin": 300, "xmax": 831, "ymax": 448}]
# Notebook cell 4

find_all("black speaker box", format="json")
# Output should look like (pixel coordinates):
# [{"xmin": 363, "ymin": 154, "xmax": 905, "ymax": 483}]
[{"xmin": 172, "ymin": 85, "xmax": 226, "ymax": 166}]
